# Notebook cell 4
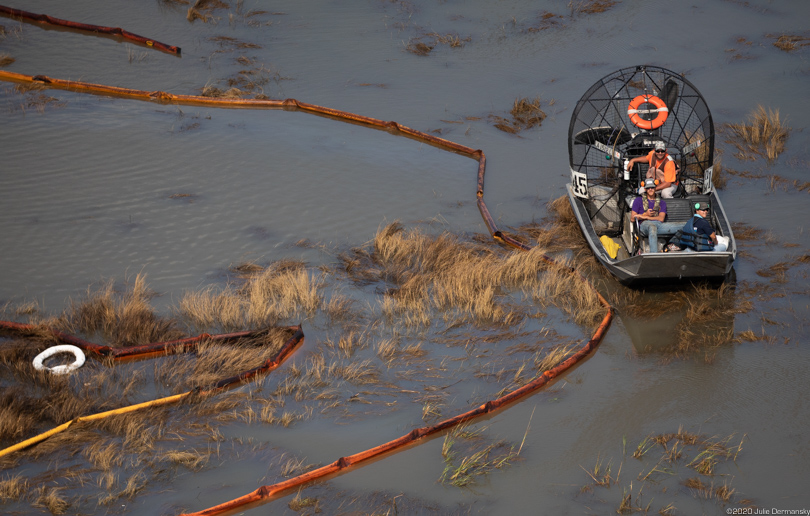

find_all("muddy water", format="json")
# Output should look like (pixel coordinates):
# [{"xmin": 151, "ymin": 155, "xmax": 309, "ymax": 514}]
[{"xmin": 2, "ymin": 0, "xmax": 810, "ymax": 514}]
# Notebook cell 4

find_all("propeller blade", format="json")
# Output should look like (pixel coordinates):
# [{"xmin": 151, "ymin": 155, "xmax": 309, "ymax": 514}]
[{"xmin": 663, "ymin": 80, "xmax": 679, "ymax": 112}]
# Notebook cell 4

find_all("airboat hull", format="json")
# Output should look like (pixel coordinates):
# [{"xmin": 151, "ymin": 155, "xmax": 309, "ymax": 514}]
[{"xmin": 567, "ymin": 185, "xmax": 735, "ymax": 285}]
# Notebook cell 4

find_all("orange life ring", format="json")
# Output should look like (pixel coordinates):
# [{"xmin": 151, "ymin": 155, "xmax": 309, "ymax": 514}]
[{"xmin": 627, "ymin": 95, "xmax": 669, "ymax": 130}]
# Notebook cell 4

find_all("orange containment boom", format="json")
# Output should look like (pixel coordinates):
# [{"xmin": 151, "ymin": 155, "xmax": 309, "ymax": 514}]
[
  {"xmin": 0, "ymin": 5, "xmax": 181, "ymax": 55},
  {"xmin": 0, "ymin": 319, "xmax": 257, "ymax": 359}
]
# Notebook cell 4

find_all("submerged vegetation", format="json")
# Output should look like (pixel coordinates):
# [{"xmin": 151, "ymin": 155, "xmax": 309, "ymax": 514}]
[
  {"xmin": 439, "ymin": 424, "xmax": 520, "ymax": 487},
  {"xmin": 580, "ymin": 427, "xmax": 749, "ymax": 513}
]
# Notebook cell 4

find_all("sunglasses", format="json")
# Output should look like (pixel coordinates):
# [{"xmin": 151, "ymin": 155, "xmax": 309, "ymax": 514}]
[{"xmin": 655, "ymin": 149, "xmax": 666, "ymax": 153}]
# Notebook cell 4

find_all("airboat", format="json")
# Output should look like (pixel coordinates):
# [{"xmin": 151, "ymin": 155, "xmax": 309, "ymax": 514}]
[{"xmin": 566, "ymin": 65, "xmax": 736, "ymax": 285}]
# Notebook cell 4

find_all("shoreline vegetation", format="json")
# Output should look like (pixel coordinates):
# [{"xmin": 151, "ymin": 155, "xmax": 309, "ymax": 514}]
[{"xmin": 2, "ymin": 181, "xmax": 806, "ymax": 513}]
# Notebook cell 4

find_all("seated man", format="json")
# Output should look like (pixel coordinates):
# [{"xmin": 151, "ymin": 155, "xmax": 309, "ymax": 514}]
[
  {"xmin": 627, "ymin": 141, "xmax": 679, "ymax": 198},
  {"xmin": 678, "ymin": 202, "xmax": 729, "ymax": 252},
  {"xmin": 630, "ymin": 179, "xmax": 683, "ymax": 253}
]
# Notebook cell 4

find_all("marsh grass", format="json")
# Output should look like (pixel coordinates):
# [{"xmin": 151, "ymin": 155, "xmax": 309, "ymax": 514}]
[
  {"xmin": 581, "ymin": 427, "xmax": 745, "ymax": 512},
  {"xmin": 322, "ymin": 294, "xmax": 357, "ymax": 322},
  {"xmin": 580, "ymin": 454, "xmax": 615, "ymax": 489},
  {"xmin": 33, "ymin": 486, "xmax": 70, "ymax": 514},
  {"xmin": 518, "ymin": 196, "xmax": 595, "ymax": 263},
  {"xmin": 60, "ymin": 274, "xmax": 184, "ymax": 347},
  {"xmin": 726, "ymin": 105, "xmax": 789, "ymax": 162},
  {"xmin": 279, "ymin": 455, "xmax": 318, "ymax": 478},
  {"xmin": 83, "ymin": 439, "xmax": 126, "ymax": 471},
  {"xmin": 158, "ymin": 449, "xmax": 209, "ymax": 470},
  {"xmin": 187, "ymin": 0, "xmax": 229, "ymax": 22},
  {"xmin": 356, "ymin": 219, "xmax": 605, "ymax": 329},
  {"xmin": 98, "ymin": 470, "xmax": 148, "ymax": 505},
  {"xmin": 571, "ymin": 0, "xmax": 618, "ymax": 16},
  {"xmin": 405, "ymin": 32, "xmax": 470, "ymax": 55},
  {"xmin": 324, "ymin": 330, "xmax": 368, "ymax": 358},
  {"xmin": 405, "ymin": 39, "xmax": 434, "ymax": 56},
  {"xmin": 3, "ymin": 205, "xmax": 609, "ymax": 514},
  {"xmin": 178, "ymin": 261, "xmax": 320, "ymax": 331},
  {"xmin": 0, "ymin": 278, "xmax": 303, "ymax": 510},
  {"xmin": 533, "ymin": 342, "xmax": 578, "ymax": 375},
  {"xmin": 491, "ymin": 97, "xmax": 547, "ymax": 133},
  {"xmin": 439, "ymin": 424, "xmax": 519, "ymax": 487},
  {"xmin": 0, "ymin": 474, "xmax": 28, "ymax": 502},
  {"xmin": 421, "ymin": 400, "xmax": 442, "ymax": 422},
  {"xmin": 769, "ymin": 33, "xmax": 810, "ymax": 52},
  {"xmin": 288, "ymin": 490, "xmax": 319, "ymax": 511}
]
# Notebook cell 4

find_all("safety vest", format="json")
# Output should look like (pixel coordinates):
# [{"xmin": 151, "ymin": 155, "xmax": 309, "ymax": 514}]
[
  {"xmin": 642, "ymin": 192, "xmax": 661, "ymax": 216},
  {"xmin": 648, "ymin": 151, "xmax": 679, "ymax": 184},
  {"xmin": 648, "ymin": 152, "xmax": 672, "ymax": 168},
  {"xmin": 678, "ymin": 215, "xmax": 714, "ymax": 251}
]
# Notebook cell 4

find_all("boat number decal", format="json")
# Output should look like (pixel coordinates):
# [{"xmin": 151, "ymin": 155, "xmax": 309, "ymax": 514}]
[
  {"xmin": 683, "ymin": 139, "xmax": 703, "ymax": 154},
  {"xmin": 571, "ymin": 170, "xmax": 588, "ymax": 198},
  {"xmin": 592, "ymin": 141, "xmax": 621, "ymax": 159},
  {"xmin": 703, "ymin": 166, "xmax": 713, "ymax": 193}
]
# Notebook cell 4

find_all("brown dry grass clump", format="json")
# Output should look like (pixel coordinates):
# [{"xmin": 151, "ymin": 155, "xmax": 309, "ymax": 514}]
[
  {"xmin": 0, "ymin": 474, "xmax": 28, "ymax": 502},
  {"xmin": 725, "ymin": 105, "xmax": 789, "ymax": 163},
  {"xmin": 492, "ymin": 97, "xmax": 547, "ymax": 134},
  {"xmin": 430, "ymin": 32, "xmax": 471, "ymax": 48},
  {"xmin": 513, "ymin": 196, "xmax": 603, "ymax": 282},
  {"xmin": 187, "ymin": 0, "xmax": 230, "ymax": 22},
  {"xmin": 33, "ymin": 486, "xmax": 70, "ymax": 514},
  {"xmin": 58, "ymin": 274, "xmax": 184, "ymax": 347},
  {"xmin": 768, "ymin": 33, "xmax": 810, "ymax": 52},
  {"xmin": 0, "ymin": 53, "xmax": 15, "ymax": 67},
  {"xmin": 405, "ymin": 39, "xmax": 434, "ymax": 56},
  {"xmin": 178, "ymin": 260, "xmax": 320, "ymax": 331},
  {"xmin": 405, "ymin": 32, "xmax": 471, "ymax": 55},
  {"xmin": 572, "ymin": 0, "xmax": 618, "ymax": 15},
  {"xmin": 345, "ymin": 219, "xmax": 605, "ymax": 329}
]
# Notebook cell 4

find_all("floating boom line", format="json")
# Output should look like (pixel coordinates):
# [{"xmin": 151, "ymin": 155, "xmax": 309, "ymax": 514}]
[
  {"xmin": 0, "ymin": 5, "xmax": 181, "ymax": 55},
  {"xmin": 0, "ymin": 70, "xmax": 615, "ymax": 515}
]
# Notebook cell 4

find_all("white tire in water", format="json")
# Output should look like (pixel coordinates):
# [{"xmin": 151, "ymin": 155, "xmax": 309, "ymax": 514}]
[{"xmin": 32, "ymin": 345, "xmax": 86, "ymax": 375}]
